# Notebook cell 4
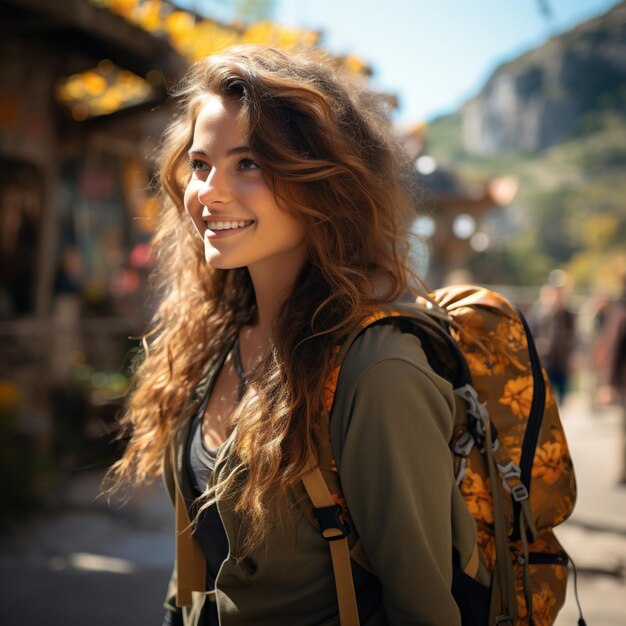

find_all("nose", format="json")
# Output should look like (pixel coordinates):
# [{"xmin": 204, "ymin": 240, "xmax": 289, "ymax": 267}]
[{"xmin": 197, "ymin": 168, "xmax": 231, "ymax": 207}]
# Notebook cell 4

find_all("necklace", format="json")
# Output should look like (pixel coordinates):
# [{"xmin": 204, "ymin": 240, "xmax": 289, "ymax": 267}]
[{"xmin": 232, "ymin": 335, "xmax": 249, "ymax": 402}]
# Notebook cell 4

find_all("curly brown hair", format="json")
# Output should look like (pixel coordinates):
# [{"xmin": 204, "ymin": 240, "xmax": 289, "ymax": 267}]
[{"xmin": 106, "ymin": 44, "xmax": 425, "ymax": 552}]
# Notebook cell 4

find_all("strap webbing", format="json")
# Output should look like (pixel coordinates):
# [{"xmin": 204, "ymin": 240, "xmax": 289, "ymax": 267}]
[
  {"xmin": 484, "ymin": 414, "xmax": 519, "ymax": 625},
  {"xmin": 302, "ymin": 450, "xmax": 359, "ymax": 626},
  {"xmin": 170, "ymin": 443, "xmax": 206, "ymax": 607}
]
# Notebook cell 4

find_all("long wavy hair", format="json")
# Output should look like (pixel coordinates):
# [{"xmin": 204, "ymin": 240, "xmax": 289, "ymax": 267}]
[{"xmin": 107, "ymin": 44, "xmax": 425, "ymax": 552}]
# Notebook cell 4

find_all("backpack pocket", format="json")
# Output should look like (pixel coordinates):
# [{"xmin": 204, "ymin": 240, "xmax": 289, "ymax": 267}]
[{"xmin": 511, "ymin": 537, "xmax": 569, "ymax": 625}]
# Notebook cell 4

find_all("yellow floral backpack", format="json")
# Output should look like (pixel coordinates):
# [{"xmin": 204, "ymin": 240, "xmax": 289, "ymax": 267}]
[{"xmin": 301, "ymin": 285, "xmax": 582, "ymax": 626}]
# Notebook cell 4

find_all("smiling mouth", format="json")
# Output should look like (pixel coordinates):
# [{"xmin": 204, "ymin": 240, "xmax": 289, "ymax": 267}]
[{"xmin": 205, "ymin": 220, "xmax": 254, "ymax": 231}]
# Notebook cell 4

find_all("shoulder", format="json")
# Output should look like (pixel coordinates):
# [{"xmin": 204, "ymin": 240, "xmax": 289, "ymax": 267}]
[
  {"xmin": 337, "ymin": 320, "xmax": 454, "ymax": 405},
  {"xmin": 329, "ymin": 321, "xmax": 456, "ymax": 450}
]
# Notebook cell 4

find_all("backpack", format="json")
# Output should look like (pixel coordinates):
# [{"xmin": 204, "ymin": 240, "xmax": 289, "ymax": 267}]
[{"xmin": 301, "ymin": 285, "xmax": 580, "ymax": 626}]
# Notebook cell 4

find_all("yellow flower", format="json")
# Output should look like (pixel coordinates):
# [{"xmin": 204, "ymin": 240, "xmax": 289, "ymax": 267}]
[
  {"xmin": 476, "ymin": 528, "xmax": 496, "ymax": 571},
  {"xmin": 552, "ymin": 494, "xmax": 576, "ymax": 526},
  {"xmin": 532, "ymin": 441, "xmax": 565, "ymax": 485},
  {"xmin": 499, "ymin": 375, "xmax": 534, "ymax": 419},
  {"xmin": 464, "ymin": 350, "xmax": 506, "ymax": 377},
  {"xmin": 526, "ymin": 582, "xmax": 557, "ymax": 626},
  {"xmin": 461, "ymin": 468, "xmax": 493, "ymax": 525},
  {"xmin": 495, "ymin": 319, "xmax": 526, "ymax": 352}
]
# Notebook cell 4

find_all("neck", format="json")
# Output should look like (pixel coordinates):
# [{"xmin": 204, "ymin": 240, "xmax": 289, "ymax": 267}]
[
  {"xmin": 236, "ymin": 255, "xmax": 306, "ymax": 374},
  {"xmin": 248, "ymin": 263, "xmax": 301, "ymax": 336},
  {"xmin": 246, "ymin": 252, "xmax": 307, "ymax": 338}
]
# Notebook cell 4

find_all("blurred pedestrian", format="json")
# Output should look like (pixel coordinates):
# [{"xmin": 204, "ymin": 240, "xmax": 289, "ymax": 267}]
[
  {"xmin": 598, "ymin": 276, "xmax": 626, "ymax": 484},
  {"xmin": 585, "ymin": 292, "xmax": 613, "ymax": 407},
  {"xmin": 529, "ymin": 279, "xmax": 576, "ymax": 404},
  {"xmin": 105, "ymin": 45, "xmax": 478, "ymax": 625}
]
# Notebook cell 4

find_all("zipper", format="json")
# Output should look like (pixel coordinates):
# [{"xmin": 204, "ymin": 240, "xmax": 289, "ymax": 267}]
[{"xmin": 516, "ymin": 306, "xmax": 546, "ymax": 493}]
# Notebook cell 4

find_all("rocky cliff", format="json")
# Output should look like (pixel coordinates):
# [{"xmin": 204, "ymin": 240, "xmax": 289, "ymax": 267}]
[{"xmin": 461, "ymin": 1, "xmax": 626, "ymax": 154}]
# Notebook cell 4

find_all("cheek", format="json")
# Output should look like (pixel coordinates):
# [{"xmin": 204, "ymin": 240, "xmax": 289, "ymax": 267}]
[
  {"xmin": 261, "ymin": 191, "xmax": 306, "ymax": 242},
  {"xmin": 282, "ymin": 214, "xmax": 307, "ymax": 247},
  {"xmin": 183, "ymin": 183, "xmax": 204, "ymax": 236},
  {"xmin": 183, "ymin": 183, "xmax": 195, "ymax": 215},
  {"xmin": 183, "ymin": 182, "xmax": 203, "ymax": 222},
  {"xmin": 291, "ymin": 219, "xmax": 306, "ymax": 242}
]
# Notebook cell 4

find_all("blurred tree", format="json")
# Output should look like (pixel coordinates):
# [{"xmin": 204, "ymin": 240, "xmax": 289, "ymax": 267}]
[
  {"xmin": 189, "ymin": 0, "xmax": 275, "ymax": 22},
  {"xmin": 581, "ymin": 214, "xmax": 621, "ymax": 251},
  {"xmin": 234, "ymin": 0, "xmax": 275, "ymax": 22}
]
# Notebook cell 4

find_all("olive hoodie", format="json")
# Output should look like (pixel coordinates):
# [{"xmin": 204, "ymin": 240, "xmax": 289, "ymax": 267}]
[{"xmin": 162, "ymin": 323, "xmax": 478, "ymax": 625}]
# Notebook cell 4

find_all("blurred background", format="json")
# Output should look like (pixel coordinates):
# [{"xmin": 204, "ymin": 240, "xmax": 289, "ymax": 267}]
[{"xmin": 1, "ymin": 0, "xmax": 625, "ymax": 623}]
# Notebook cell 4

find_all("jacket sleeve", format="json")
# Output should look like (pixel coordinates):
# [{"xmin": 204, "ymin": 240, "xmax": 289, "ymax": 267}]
[
  {"xmin": 162, "ymin": 450, "xmax": 183, "ymax": 623},
  {"xmin": 163, "ymin": 564, "xmax": 183, "ymax": 617},
  {"xmin": 162, "ymin": 607, "xmax": 183, "ymax": 626},
  {"xmin": 332, "ymin": 352, "xmax": 462, "ymax": 626}
]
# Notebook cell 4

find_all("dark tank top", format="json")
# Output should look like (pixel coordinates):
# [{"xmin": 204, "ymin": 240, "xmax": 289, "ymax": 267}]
[
  {"xmin": 185, "ymin": 390, "xmax": 229, "ymax": 625},
  {"xmin": 180, "ymin": 345, "xmax": 382, "ymax": 625}
]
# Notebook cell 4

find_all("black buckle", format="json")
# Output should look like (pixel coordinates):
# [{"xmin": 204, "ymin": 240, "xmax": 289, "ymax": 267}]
[{"xmin": 313, "ymin": 504, "xmax": 351, "ymax": 541}]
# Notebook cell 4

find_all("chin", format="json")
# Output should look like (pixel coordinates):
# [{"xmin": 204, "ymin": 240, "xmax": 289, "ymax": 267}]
[
  {"xmin": 204, "ymin": 242, "xmax": 221, "ymax": 266},
  {"xmin": 204, "ymin": 253, "xmax": 226, "ymax": 268},
  {"xmin": 204, "ymin": 249, "xmax": 242, "ymax": 270}
]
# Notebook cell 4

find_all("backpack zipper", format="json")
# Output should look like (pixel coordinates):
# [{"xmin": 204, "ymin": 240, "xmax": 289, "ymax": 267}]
[{"xmin": 516, "ymin": 306, "xmax": 546, "ymax": 495}]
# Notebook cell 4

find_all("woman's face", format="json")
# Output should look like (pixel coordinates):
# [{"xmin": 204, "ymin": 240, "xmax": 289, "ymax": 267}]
[{"xmin": 184, "ymin": 94, "xmax": 308, "ymax": 275}]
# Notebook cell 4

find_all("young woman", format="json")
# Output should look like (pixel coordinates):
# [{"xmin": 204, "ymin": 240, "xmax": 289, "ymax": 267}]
[{"xmin": 107, "ymin": 45, "xmax": 479, "ymax": 625}]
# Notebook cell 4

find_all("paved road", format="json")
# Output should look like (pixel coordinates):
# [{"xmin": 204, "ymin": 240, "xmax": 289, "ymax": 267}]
[
  {"xmin": 1, "ymin": 392, "xmax": 624, "ymax": 625},
  {"xmin": 0, "ymin": 474, "xmax": 173, "ymax": 626},
  {"xmin": 554, "ymin": 393, "xmax": 626, "ymax": 625}
]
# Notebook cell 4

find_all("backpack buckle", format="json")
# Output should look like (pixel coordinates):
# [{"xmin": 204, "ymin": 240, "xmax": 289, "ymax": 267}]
[
  {"xmin": 495, "ymin": 615, "xmax": 514, "ymax": 625},
  {"xmin": 313, "ymin": 504, "xmax": 351, "ymax": 541},
  {"xmin": 497, "ymin": 460, "xmax": 529, "ymax": 501},
  {"xmin": 510, "ymin": 482, "xmax": 529, "ymax": 502},
  {"xmin": 454, "ymin": 384, "xmax": 500, "ymax": 453},
  {"xmin": 454, "ymin": 384, "xmax": 489, "ymax": 423}
]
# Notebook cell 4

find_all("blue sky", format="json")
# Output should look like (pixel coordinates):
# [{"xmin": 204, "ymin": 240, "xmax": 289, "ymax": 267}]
[{"xmin": 180, "ymin": 0, "xmax": 622, "ymax": 124}]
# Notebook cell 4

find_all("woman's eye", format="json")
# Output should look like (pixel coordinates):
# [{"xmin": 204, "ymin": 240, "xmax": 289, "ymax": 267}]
[
  {"xmin": 188, "ymin": 159, "xmax": 209, "ymax": 172},
  {"xmin": 238, "ymin": 157, "xmax": 259, "ymax": 171}
]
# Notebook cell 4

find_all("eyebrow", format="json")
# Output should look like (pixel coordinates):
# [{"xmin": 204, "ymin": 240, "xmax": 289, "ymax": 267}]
[{"xmin": 187, "ymin": 145, "xmax": 251, "ymax": 158}]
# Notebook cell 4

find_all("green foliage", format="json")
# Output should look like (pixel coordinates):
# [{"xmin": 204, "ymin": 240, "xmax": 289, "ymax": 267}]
[
  {"xmin": 426, "ymin": 109, "xmax": 626, "ymax": 289},
  {"xmin": 235, "ymin": 0, "xmax": 276, "ymax": 22},
  {"xmin": 567, "ymin": 248, "xmax": 626, "ymax": 291},
  {"xmin": 503, "ymin": 226, "xmax": 555, "ymax": 285},
  {"xmin": 199, "ymin": 0, "xmax": 275, "ymax": 23},
  {"xmin": 424, "ymin": 113, "xmax": 465, "ymax": 161},
  {"xmin": 581, "ymin": 214, "xmax": 621, "ymax": 249}
]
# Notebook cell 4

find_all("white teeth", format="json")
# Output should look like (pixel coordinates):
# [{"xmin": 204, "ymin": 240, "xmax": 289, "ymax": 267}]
[{"xmin": 205, "ymin": 220, "xmax": 252, "ymax": 231}]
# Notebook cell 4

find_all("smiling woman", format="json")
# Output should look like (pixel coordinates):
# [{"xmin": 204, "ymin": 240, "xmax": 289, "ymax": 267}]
[
  {"xmin": 104, "ymin": 45, "xmax": 479, "ymax": 626},
  {"xmin": 184, "ymin": 94, "xmax": 308, "ymax": 277}
]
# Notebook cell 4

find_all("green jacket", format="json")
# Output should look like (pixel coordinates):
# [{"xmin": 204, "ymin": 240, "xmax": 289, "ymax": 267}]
[{"xmin": 163, "ymin": 323, "xmax": 478, "ymax": 625}]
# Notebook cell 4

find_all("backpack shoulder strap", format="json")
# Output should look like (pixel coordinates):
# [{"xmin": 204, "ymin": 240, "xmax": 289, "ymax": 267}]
[
  {"xmin": 304, "ymin": 306, "xmax": 470, "ymax": 626},
  {"xmin": 302, "ymin": 450, "xmax": 359, "ymax": 626},
  {"xmin": 300, "ymin": 310, "xmax": 407, "ymax": 626}
]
